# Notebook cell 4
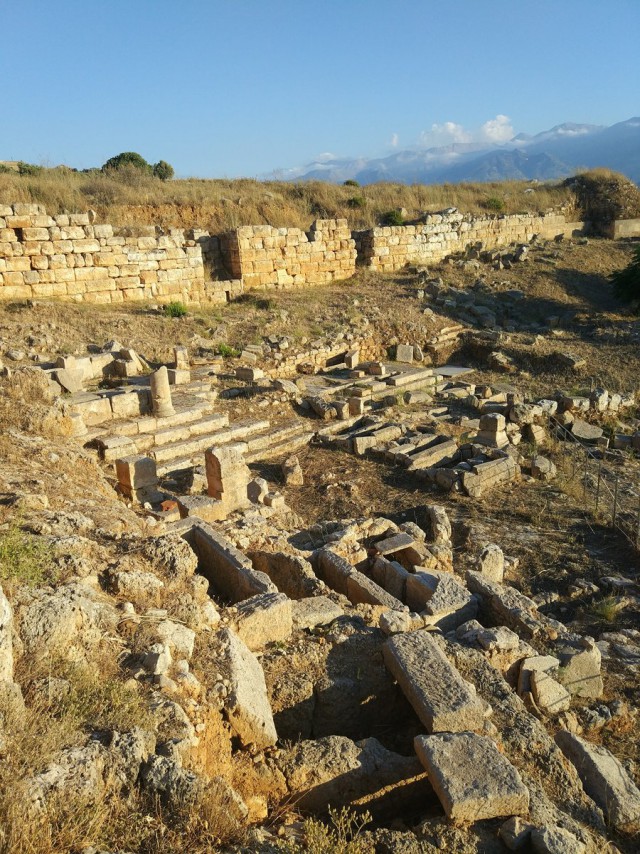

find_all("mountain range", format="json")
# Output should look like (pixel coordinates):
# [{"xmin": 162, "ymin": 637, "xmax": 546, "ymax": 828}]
[{"xmin": 275, "ymin": 118, "xmax": 640, "ymax": 185}]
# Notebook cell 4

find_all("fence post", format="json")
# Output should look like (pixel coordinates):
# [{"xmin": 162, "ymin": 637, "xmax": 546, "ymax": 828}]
[
  {"xmin": 636, "ymin": 498, "xmax": 640, "ymax": 551},
  {"xmin": 612, "ymin": 473, "xmax": 619, "ymax": 528},
  {"xmin": 595, "ymin": 459, "xmax": 602, "ymax": 514}
]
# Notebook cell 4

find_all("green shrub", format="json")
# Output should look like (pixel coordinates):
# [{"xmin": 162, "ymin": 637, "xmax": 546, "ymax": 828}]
[
  {"xmin": 101, "ymin": 152, "xmax": 152, "ymax": 174},
  {"xmin": 0, "ymin": 523, "xmax": 57, "ymax": 587},
  {"xmin": 17, "ymin": 161, "xmax": 43, "ymax": 176},
  {"xmin": 380, "ymin": 209, "xmax": 404, "ymax": 226},
  {"xmin": 484, "ymin": 196, "xmax": 505, "ymax": 212},
  {"xmin": 347, "ymin": 196, "xmax": 366, "ymax": 209},
  {"xmin": 164, "ymin": 300, "xmax": 188, "ymax": 317},
  {"xmin": 0, "ymin": 164, "xmax": 14, "ymax": 174},
  {"xmin": 153, "ymin": 160, "xmax": 175, "ymax": 181},
  {"xmin": 610, "ymin": 245, "xmax": 640, "ymax": 310},
  {"xmin": 215, "ymin": 343, "xmax": 240, "ymax": 357},
  {"xmin": 343, "ymin": 179, "xmax": 360, "ymax": 187}
]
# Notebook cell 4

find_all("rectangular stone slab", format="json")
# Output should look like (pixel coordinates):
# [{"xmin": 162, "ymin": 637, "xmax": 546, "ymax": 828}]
[
  {"xmin": 414, "ymin": 732, "xmax": 529, "ymax": 821},
  {"xmin": 383, "ymin": 631, "xmax": 487, "ymax": 732}
]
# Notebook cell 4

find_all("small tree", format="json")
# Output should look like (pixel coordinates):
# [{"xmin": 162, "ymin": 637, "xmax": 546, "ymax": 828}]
[
  {"xmin": 153, "ymin": 160, "xmax": 174, "ymax": 181},
  {"xmin": 101, "ymin": 152, "xmax": 152, "ymax": 173},
  {"xmin": 17, "ymin": 161, "xmax": 43, "ymax": 176},
  {"xmin": 610, "ymin": 245, "xmax": 640, "ymax": 311}
]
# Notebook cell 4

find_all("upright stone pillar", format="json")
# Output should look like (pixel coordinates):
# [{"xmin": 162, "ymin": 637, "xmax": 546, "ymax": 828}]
[
  {"xmin": 205, "ymin": 443, "xmax": 251, "ymax": 515},
  {"xmin": 150, "ymin": 366, "xmax": 175, "ymax": 418}
]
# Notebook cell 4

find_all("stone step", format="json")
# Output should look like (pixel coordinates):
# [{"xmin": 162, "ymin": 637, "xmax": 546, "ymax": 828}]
[
  {"xmin": 152, "ymin": 419, "xmax": 270, "ymax": 465},
  {"xmin": 245, "ymin": 422, "xmax": 308, "ymax": 454},
  {"xmin": 151, "ymin": 413, "xmax": 230, "ymax": 446},
  {"xmin": 245, "ymin": 430, "xmax": 315, "ymax": 464}
]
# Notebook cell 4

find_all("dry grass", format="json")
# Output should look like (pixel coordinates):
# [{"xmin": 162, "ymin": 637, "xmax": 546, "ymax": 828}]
[{"xmin": 0, "ymin": 167, "xmax": 575, "ymax": 231}]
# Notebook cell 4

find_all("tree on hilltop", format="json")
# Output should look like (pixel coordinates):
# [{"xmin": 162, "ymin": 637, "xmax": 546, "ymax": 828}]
[
  {"xmin": 102, "ymin": 152, "xmax": 153, "ymax": 173},
  {"xmin": 152, "ymin": 160, "xmax": 174, "ymax": 181}
]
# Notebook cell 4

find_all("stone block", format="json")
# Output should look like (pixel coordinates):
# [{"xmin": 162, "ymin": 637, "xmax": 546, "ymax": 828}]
[
  {"xmin": 291, "ymin": 596, "xmax": 344, "ymax": 630},
  {"xmin": 555, "ymin": 731, "xmax": 640, "ymax": 831},
  {"xmin": 115, "ymin": 455, "xmax": 158, "ymax": 490},
  {"xmin": 478, "ymin": 543, "xmax": 504, "ymax": 582},
  {"xmin": 219, "ymin": 628, "xmax": 277, "ymax": 750},
  {"xmin": 396, "ymin": 344, "xmax": 414, "ymax": 363},
  {"xmin": 414, "ymin": 732, "xmax": 529, "ymax": 821},
  {"xmin": 383, "ymin": 630, "xmax": 487, "ymax": 732},
  {"xmin": 234, "ymin": 592, "xmax": 293, "ymax": 651}
]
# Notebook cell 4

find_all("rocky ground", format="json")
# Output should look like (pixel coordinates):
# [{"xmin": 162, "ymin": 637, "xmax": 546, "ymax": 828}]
[{"xmin": 0, "ymin": 234, "xmax": 639, "ymax": 854}]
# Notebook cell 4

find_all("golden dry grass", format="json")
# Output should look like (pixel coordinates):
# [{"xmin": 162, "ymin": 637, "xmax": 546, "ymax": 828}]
[{"xmin": 0, "ymin": 166, "xmax": 575, "ymax": 231}]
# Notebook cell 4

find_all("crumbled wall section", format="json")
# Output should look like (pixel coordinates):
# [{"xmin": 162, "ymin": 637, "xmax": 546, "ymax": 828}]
[
  {"xmin": 356, "ymin": 212, "xmax": 585, "ymax": 272},
  {"xmin": 222, "ymin": 219, "xmax": 357, "ymax": 290}
]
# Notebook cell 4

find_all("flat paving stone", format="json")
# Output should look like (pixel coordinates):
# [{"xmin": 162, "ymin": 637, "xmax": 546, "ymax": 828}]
[{"xmin": 414, "ymin": 732, "xmax": 530, "ymax": 821}]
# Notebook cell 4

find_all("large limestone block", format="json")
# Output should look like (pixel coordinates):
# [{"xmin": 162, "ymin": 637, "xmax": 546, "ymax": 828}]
[
  {"xmin": 555, "ymin": 636, "xmax": 603, "ymax": 698},
  {"xmin": 555, "ymin": 731, "xmax": 640, "ymax": 831},
  {"xmin": 234, "ymin": 592, "xmax": 293, "ymax": 651},
  {"xmin": 291, "ymin": 596, "xmax": 343, "ymax": 630},
  {"xmin": 414, "ymin": 732, "xmax": 529, "ymax": 822},
  {"xmin": 383, "ymin": 631, "xmax": 487, "ymax": 732},
  {"xmin": 219, "ymin": 628, "xmax": 277, "ymax": 750}
]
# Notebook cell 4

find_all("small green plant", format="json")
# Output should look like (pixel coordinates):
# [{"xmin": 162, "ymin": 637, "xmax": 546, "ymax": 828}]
[
  {"xmin": 0, "ymin": 522, "xmax": 57, "ymax": 587},
  {"xmin": 380, "ymin": 209, "xmax": 404, "ymax": 226},
  {"xmin": 17, "ymin": 161, "xmax": 43, "ymax": 176},
  {"xmin": 610, "ymin": 245, "xmax": 640, "ymax": 311},
  {"xmin": 343, "ymin": 179, "xmax": 360, "ymax": 187},
  {"xmin": 587, "ymin": 595, "xmax": 625, "ymax": 625},
  {"xmin": 484, "ymin": 196, "xmax": 505, "ymax": 212},
  {"xmin": 164, "ymin": 300, "xmax": 188, "ymax": 318},
  {"xmin": 215, "ymin": 343, "xmax": 240, "ymax": 357},
  {"xmin": 276, "ymin": 806, "xmax": 372, "ymax": 853},
  {"xmin": 346, "ymin": 196, "xmax": 366, "ymax": 209}
]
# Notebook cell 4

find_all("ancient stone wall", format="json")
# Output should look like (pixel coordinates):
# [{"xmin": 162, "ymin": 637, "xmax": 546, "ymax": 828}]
[
  {"xmin": 0, "ymin": 204, "xmax": 598, "ymax": 305},
  {"xmin": 221, "ymin": 219, "xmax": 357, "ymax": 290},
  {"xmin": 356, "ymin": 212, "xmax": 585, "ymax": 272},
  {"xmin": 0, "ymin": 203, "xmax": 240, "ymax": 305}
]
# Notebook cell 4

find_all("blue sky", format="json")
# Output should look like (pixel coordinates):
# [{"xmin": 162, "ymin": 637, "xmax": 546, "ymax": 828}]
[{"xmin": 2, "ymin": 0, "xmax": 638, "ymax": 177}]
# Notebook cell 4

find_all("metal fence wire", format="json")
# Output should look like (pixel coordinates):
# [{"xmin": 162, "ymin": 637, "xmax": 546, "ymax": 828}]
[{"xmin": 547, "ymin": 415, "xmax": 640, "ymax": 551}]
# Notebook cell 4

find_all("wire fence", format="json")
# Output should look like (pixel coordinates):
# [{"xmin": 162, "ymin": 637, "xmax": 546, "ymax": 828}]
[{"xmin": 548, "ymin": 416, "xmax": 640, "ymax": 551}]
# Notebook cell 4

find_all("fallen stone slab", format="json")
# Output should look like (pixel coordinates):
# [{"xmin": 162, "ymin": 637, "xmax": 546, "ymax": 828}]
[
  {"xmin": 374, "ymin": 532, "xmax": 414, "ymax": 555},
  {"xmin": 383, "ymin": 631, "xmax": 488, "ymax": 732},
  {"xmin": 291, "ymin": 596, "xmax": 344, "ymax": 630},
  {"xmin": 554, "ymin": 636, "xmax": 603, "ymax": 699},
  {"xmin": 234, "ymin": 593, "xmax": 293, "ymax": 651},
  {"xmin": 555, "ymin": 731, "xmax": 640, "ymax": 831},
  {"xmin": 347, "ymin": 570, "xmax": 407, "ymax": 611},
  {"xmin": 466, "ymin": 571, "xmax": 542, "ymax": 639},
  {"xmin": 414, "ymin": 732, "xmax": 529, "ymax": 822},
  {"xmin": 570, "ymin": 419, "xmax": 603, "ymax": 443},
  {"xmin": 219, "ymin": 628, "xmax": 277, "ymax": 750}
]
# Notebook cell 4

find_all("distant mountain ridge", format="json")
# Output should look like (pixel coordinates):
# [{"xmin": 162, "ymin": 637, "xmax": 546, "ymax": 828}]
[{"xmin": 276, "ymin": 118, "xmax": 640, "ymax": 185}]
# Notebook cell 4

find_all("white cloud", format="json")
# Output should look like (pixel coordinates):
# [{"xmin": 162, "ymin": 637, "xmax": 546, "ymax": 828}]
[
  {"xmin": 417, "ymin": 114, "xmax": 515, "ymax": 148},
  {"xmin": 390, "ymin": 132, "xmax": 399, "ymax": 147},
  {"xmin": 315, "ymin": 151, "xmax": 336, "ymax": 162},
  {"xmin": 479, "ymin": 114, "xmax": 514, "ymax": 143}
]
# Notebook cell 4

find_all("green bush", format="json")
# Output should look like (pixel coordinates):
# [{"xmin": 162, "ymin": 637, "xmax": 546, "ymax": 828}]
[
  {"xmin": 215, "ymin": 342, "xmax": 240, "ymax": 358},
  {"xmin": 17, "ymin": 161, "xmax": 43, "ymax": 176},
  {"xmin": 346, "ymin": 196, "xmax": 366, "ymax": 209},
  {"xmin": 164, "ymin": 300, "xmax": 187, "ymax": 317},
  {"xmin": 343, "ymin": 179, "xmax": 360, "ymax": 187},
  {"xmin": 380, "ymin": 209, "xmax": 404, "ymax": 226},
  {"xmin": 484, "ymin": 196, "xmax": 505, "ymax": 212},
  {"xmin": 610, "ymin": 245, "xmax": 640, "ymax": 311},
  {"xmin": 153, "ymin": 160, "xmax": 175, "ymax": 181},
  {"xmin": 276, "ymin": 806, "xmax": 372, "ymax": 853},
  {"xmin": 101, "ymin": 152, "xmax": 152, "ymax": 174}
]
